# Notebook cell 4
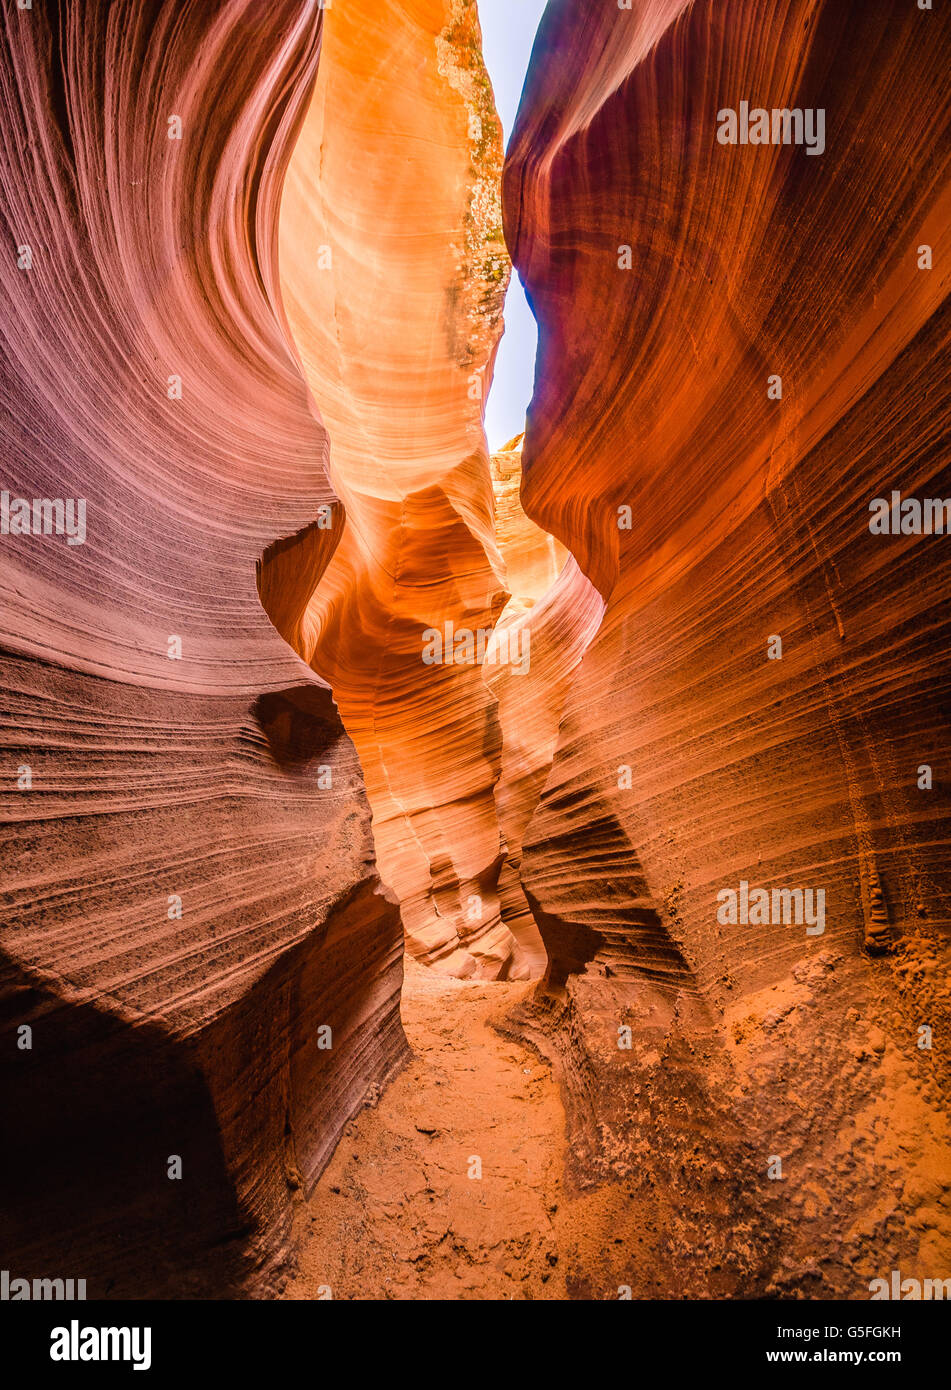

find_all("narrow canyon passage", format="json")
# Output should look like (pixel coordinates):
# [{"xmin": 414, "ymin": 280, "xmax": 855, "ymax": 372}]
[
  {"xmin": 284, "ymin": 962, "xmax": 661, "ymax": 1301},
  {"xmin": 284, "ymin": 963, "xmax": 567, "ymax": 1299},
  {"xmin": 276, "ymin": 0, "xmax": 575, "ymax": 983},
  {"xmin": 270, "ymin": 0, "xmax": 951, "ymax": 1302},
  {"xmin": 3, "ymin": 0, "xmax": 949, "ymax": 1312},
  {"xmin": 273, "ymin": 1, "xmax": 589, "ymax": 1290}
]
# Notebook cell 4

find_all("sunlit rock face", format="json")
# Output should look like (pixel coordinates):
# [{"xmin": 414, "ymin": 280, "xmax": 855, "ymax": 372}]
[
  {"xmin": 505, "ymin": 0, "xmax": 951, "ymax": 1293},
  {"xmin": 0, "ymin": 0, "xmax": 404, "ymax": 1296},
  {"xmin": 279, "ymin": 0, "xmax": 545, "ymax": 979},
  {"xmin": 3, "ymin": 0, "xmax": 947, "ymax": 1305},
  {"xmin": 491, "ymin": 434, "xmax": 566, "ymax": 606},
  {"xmin": 485, "ymin": 437, "xmax": 598, "ymax": 980}
]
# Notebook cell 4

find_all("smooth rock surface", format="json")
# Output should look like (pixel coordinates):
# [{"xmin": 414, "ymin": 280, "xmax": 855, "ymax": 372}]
[
  {"xmin": 279, "ymin": 0, "xmax": 546, "ymax": 979},
  {"xmin": 0, "ymin": 0, "xmax": 404, "ymax": 1296},
  {"xmin": 505, "ymin": 0, "xmax": 951, "ymax": 1293}
]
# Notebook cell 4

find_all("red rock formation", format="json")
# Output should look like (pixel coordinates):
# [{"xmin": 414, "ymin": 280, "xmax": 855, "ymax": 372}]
[
  {"xmin": 505, "ymin": 0, "xmax": 951, "ymax": 1293},
  {"xmin": 0, "ymin": 0, "xmax": 404, "ymax": 1296},
  {"xmin": 485, "ymin": 437, "xmax": 601, "ymax": 979},
  {"xmin": 4, "ymin": 0, "xmax": 948, "ymax": 1305},
  {"xmin": 279, "ymin": 0, "xmax": 545, "ymax": 978}
]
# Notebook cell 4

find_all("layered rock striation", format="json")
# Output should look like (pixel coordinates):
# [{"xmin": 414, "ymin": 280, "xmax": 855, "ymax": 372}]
[
  {"xmin": 505, "ymin": 0, "xmax": 951, "ymax": 1294},
  {"xmin": 279, "ymin": 0, "xmax": 547, "ymax": 978},
  {"xmin": 0, "ymin": 0, "xmax": 404, "ymax": 1296},
  {"xmin": 3, "ymin": 0, "xmax": 948, "ymax": 1303}
]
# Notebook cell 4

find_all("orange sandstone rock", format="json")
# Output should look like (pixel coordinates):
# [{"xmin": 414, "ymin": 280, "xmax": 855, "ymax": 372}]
[
  {"xmin": 279, "ymin": 0, "xmax": 545, "ymax": 978},
  {"xmin": 0, "ymin": 0, "xmax": 403, "ymax": 1296},
  {"xmin": 505, "ymin": 0, "xmax": 951, "ymax": 1293}
]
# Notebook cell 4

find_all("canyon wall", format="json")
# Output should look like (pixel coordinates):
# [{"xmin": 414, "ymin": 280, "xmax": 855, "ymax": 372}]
[
  {"xmin": 0, "ymin": 0, "xmax": 404, "ymax": 1296},
  {"xmin": 2, "ymin": 0, "xmax": 947, "ymax": 1304},
  {"xmin": 279, "ymin": 0, "xmax": 545, "ymax": 979},
  {"xmin": 505, "ymin": 0, "xmax": 951, "ymax": 1295},
  {"xmin": 486, "ymin": 437, "xmax": 601, "ymax": 974}
]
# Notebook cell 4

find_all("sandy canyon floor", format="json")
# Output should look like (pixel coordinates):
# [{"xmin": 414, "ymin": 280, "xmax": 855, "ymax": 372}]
[{"xmin": 283, "ymin": 961, "xmax": 646, "ymax": 1301}]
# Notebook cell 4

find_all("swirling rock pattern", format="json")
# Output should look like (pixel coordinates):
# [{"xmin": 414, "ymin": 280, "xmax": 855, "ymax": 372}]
[
  {"xmin": 0, "ymin": 0, "xmax": 404, "ymax": 1296},
  {"xmin": 3, "ymin": 0, "xmax": 948, "ymax": 1304},
  {"xmin": 279, "ymin": 0, "xmax": 545, "ymax": 978},
  {"xmin": 486, "ymin": 437, "xmax": 601, "ymax": 981},
  {"xmin": 505, "ymin": 0, "xmax": 951, "ymax": 1292}
]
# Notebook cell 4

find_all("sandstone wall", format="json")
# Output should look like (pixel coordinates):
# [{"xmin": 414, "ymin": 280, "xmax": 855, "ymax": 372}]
[
  {"xmin": 505, "ymin": 0, "xmax": 951, "ymax": 1295},
  {"xmin": 0, "ymin": 0, "xmax": 404, "ymax": 1296},
  {"xmin": 279, "ymin": 0, "xmax": 545, "ymax": 978}
]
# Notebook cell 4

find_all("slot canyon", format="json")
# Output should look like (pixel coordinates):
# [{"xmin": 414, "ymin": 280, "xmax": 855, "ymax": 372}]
[{"xmin": 1, "ymin": 0, "xmax": 949, "ymax": 1310}]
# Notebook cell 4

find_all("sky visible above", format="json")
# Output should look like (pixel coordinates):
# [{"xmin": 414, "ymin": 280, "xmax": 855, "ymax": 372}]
[{"xmin": 478, "ymin": 0, "xmax": 548, "ymax": 451}]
